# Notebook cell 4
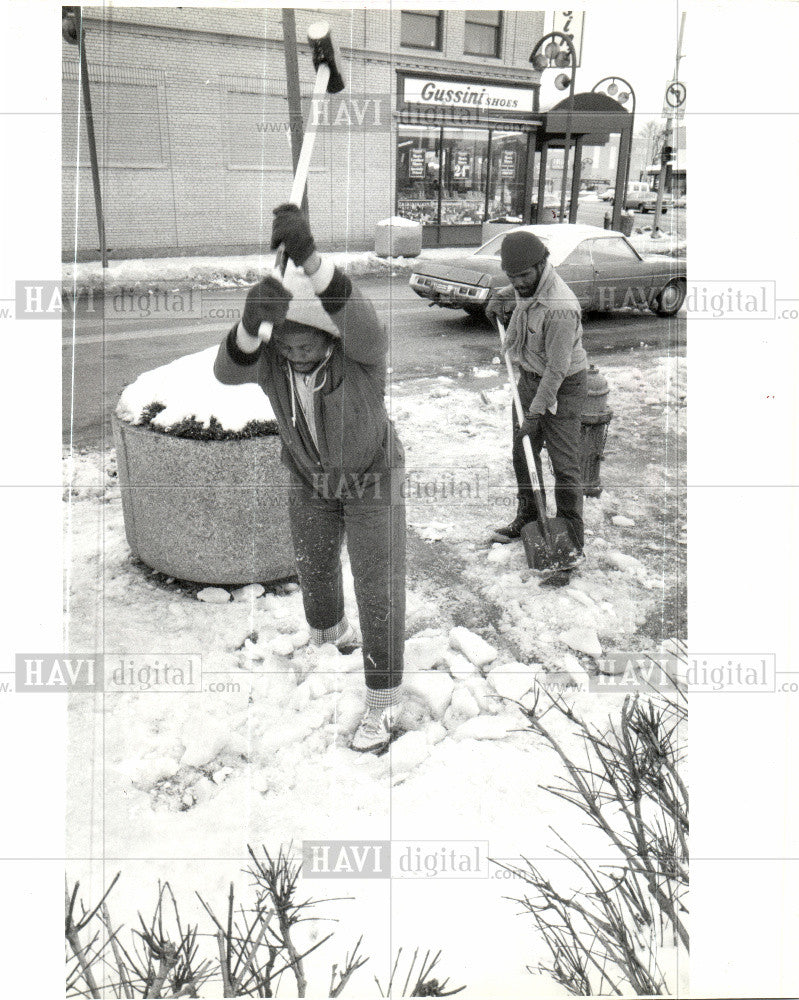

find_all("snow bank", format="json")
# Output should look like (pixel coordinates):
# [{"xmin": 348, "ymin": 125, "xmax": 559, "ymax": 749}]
[
  {"xmin": 376, "ymin": 216, "xmax": 420, "ymax": 228},
  {"xmin": 115, "ymin": 345, "xmax": 276, "ymax": 433}
]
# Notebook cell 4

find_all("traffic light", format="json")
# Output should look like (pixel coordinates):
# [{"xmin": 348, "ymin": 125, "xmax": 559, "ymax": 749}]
[
  {"xmin": 62, "ymin": 6, "xmax": 80, "ymax": 45},
  {"xmin": 662, "ymin": 145, "xmax": 674, "ymax": 160}
]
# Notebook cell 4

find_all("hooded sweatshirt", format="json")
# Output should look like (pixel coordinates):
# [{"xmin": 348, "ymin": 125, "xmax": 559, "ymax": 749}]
[{"xmin": 213, "ymin": 265, "xmax": 403, "ymax": 493}]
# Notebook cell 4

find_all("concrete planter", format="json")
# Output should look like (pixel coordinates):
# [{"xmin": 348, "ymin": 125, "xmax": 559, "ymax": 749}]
[
  {"xmin": 374, "ymin": 219, "xmax": 422, "ymax": 258},
  {"xmin": 112, "ymin": 415, "xmax": 295, "ymax": 585}
]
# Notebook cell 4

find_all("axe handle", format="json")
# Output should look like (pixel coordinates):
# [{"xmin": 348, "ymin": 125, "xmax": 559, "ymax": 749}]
[
  {"xmin": 275, "ymin": 62, "xmax": 330, "ymax": 276},
  {"xmin": 497, "ymin": 321, "xmax": 554, "ymax": 551},
  {"xmin": 288, "ymin": 62, "xmax": 330, "ymax": 207}
]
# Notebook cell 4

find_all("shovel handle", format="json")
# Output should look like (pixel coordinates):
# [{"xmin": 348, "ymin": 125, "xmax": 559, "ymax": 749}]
[{"xmin": 496, "ymin": 320, "xmax": 552, "ymax": 546}]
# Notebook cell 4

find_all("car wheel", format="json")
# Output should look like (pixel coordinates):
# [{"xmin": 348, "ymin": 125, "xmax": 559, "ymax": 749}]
[
  {"xmin": 661, "ymin": 206, "xmax": 668, "ymax": 215},
  {"xmin": 638, "ymin": 203, "xmax": 647, "ymax": 213},
  {"xmin": 652, "ymin": 279, "xmax": 686, "ymax": 317}
]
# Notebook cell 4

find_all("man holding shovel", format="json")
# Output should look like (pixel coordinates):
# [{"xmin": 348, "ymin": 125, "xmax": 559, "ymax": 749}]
[
  {"xmin": 486, "ymin": 230, "xmax": 588, "ymax": 569},
  {"xmin": 214, "ymin": 205, "xmax": 405, "ymax": 753}
]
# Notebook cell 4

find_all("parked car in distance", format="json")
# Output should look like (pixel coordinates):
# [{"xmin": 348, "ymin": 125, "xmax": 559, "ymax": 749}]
[
  {"xmin": 408, "ymin": 223, "xmax": 686, "ymax": 318},
  {"xmin": 673, "ymin": 194, "xmax": 686, "ymax": 208},
  {"xmin": 606, "ymin": 181, "xmax": 671, "ymax": 213}
]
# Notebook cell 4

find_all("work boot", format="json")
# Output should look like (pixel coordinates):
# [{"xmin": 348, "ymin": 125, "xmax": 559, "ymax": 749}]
[
  {"xmin": 349, "ymin": 705, "xmax": 396, "ymax": 753},
  {"xmin": 490, "ymin": 501, "xmax": 536, "ymax": 544}
]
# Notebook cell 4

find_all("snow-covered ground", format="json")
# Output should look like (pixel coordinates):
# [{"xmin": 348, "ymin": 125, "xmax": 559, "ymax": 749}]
[{"xmin": 64, "ymin": 348, "xmax": 686, "ymax": 996}]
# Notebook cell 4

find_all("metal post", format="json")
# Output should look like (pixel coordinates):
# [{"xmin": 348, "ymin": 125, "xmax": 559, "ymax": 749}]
[
  {"xmin": 536, "ymin": 141, "xmax": 549, "ymax": 223},
  {"xmin": 522, "ymin": 129, "xmax": 538, "ymax": 224},
  {"xmin": 569, "ymin": 135, "xmax": 583, "ymax": 223},
  {"xmin": 77, "ymin": 15, "xmax": 107, "ymax": 267},
  {"xmin": 281, "ymin": 9, "xmax": 309, "ymax": 218},
  {"xmin": 613, "ymin": 124, "xmax": 633, "ymax": 231},
  {"xmin": 558, "ymin": 75, "xmax": 575, "ymax": 223},
  {"xmin": 654, "ymin": 14, "xmax": 686, "ymax": 236}
]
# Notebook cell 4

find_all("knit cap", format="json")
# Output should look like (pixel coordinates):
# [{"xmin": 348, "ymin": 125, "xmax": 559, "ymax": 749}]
[{"xmin": 500, "ymin": 230, "xmax": 548, "ymax": 276}]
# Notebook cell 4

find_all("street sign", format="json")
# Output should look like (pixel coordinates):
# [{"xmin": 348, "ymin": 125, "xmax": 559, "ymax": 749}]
[
  {"xmin": 665, "ymin": 80, "xmax": 686, "ymax": 109},
  {"xmin": 552, "ymin": 11, "xmax": 585, "ymax": 66}
]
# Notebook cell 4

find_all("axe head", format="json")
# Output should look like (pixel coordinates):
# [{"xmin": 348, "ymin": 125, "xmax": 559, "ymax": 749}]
[{"xmin": 307, "ymin": 21, "xmax": 345, "ymax": 94}]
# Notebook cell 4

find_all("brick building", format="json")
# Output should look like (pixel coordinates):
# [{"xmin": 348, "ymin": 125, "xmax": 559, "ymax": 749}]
[{"xmin": 63, "ymin": 8, "xmax": 554, "ymax": 260}]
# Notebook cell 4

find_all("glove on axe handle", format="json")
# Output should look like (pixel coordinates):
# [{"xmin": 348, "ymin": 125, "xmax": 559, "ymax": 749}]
[{"xmin": 274, "ymin": 23, "xmax": 345, "ymax": 277}]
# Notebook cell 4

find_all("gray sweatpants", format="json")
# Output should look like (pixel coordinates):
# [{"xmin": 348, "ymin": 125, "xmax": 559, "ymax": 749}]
[{"xmin": 287, "ymin": 470, "xmax": 405, "ymax": 692}]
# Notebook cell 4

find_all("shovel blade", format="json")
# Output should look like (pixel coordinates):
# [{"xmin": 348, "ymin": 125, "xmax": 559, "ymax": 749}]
[{"xmin": 521, "ymin": 516, "xmax": 575, "ymax": 570}]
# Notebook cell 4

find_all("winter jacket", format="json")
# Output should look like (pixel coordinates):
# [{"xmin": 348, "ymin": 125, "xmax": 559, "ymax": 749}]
[
  {"xmin": 213, "ymin": 267, "xmax": 404, "ymax": 495},
  {"xmin": 502, "ymin": 261, "xmax": 588, "ymax": 415}
]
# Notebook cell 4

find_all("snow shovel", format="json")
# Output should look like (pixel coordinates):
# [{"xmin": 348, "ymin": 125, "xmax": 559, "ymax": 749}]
[{"xmin": 496, "ymin": 320, "xmax": 575, "ymax": 576}]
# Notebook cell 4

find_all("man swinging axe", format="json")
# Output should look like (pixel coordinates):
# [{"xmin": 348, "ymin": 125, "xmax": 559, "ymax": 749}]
[
  {"xmin": 213, "ymin": 207, "xmax": 406, "ymax": 754},
  {"xmin": 486, "ymin": 231, "xmax": 588, "ymax": 570}
]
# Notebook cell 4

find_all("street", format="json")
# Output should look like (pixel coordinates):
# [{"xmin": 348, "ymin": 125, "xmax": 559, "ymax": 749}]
[{"xmin": 63, "ymin": 272, "xmax": 685, "ymax": 450}]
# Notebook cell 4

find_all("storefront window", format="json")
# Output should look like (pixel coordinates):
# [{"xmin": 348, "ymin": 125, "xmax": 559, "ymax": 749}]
[
  {"xmin": 397, "ymin": 124, "xmax": 531, "ymax": 229},
  {"xmin": 486, "ymin": 131, "xmax": 526, "ymax": 222},
  {"xmin": 439, "ymin": 128, "xmax": 489, "ymax": 225},
  {"xmin": 396, "ymin": 126, "xmax": 440, "ymax": 225}
]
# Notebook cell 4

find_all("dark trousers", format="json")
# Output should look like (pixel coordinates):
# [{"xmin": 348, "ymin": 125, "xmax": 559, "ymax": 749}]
[
  {"xmin": 287, "ymin": 471, "xmax": 405, "ymax": 691},
  {"xmin": 512, "ymin": 368, "xmax": 588, "ymax": 550}
]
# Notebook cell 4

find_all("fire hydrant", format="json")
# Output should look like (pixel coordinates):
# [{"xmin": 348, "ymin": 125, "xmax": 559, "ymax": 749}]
[{"xmin": 581, "ymin": 364, "xmax": 612, "ymax": 497}]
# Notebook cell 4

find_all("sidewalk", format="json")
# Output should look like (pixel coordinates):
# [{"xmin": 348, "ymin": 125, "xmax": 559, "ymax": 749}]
[{"xmin": 63, "ymin": 232, "xmax": 685, "ymax": 296}]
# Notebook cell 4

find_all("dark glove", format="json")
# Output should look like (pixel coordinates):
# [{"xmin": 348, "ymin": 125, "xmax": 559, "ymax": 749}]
[
  {"xmin": 241, "ymin": 275, "xmax": 293, "ymax": 337},
  {"xmin": 271, "ymin": 203, "xmax": 316, "ymax": 266},
  {"xmin": 485, "ymin": 290, "xmax": 515, "ymax": 329},
  {"xmin": 514, "ymin": 412, "xmax": 541, "ymax": 444}
]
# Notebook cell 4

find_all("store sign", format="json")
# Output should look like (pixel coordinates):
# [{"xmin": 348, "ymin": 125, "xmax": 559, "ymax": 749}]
[
  {"xmin": 408, "ymin": 148, "xmax": 426, "ymax": 179},
  {"xmin": 552, "ymin": 11, "xmax": 585, "ymax": 66},
  {"xmin": 453, "ymin": 149, "xmax": 472, "ymax": 180},
  {"xmin": 403, "ymin": 77, "xmax": 535, "ymax": 114},
  {"xmin": 500, "ymin": 149, "xmax": 517, "ymax": 178}
]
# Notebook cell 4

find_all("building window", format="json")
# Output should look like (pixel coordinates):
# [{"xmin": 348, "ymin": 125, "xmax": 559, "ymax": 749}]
[
  {"xmin": 464, "ymin": 10, "xmax": 502, "ymax": 58},
  {"xmin": 62, "ymin": 70, "xmax": 167, "ymax": 169},
  {"xmin": 400, "ymin": 10, "xmax": 443, "ymax": 51},
  {"xmin": 398, "ymin": 125, "xmax": 526, "ymax": 227},
  {"xmin": 396, "ymin": 126, "xmax": 441, "ymax": 225},
  {"xmin": 439, "ymin": 128, "xmax": 490, "ymax": 225}
]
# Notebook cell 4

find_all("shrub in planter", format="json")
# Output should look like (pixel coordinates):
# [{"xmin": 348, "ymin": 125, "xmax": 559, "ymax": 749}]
[{"xmin": 113, "ymin": 346, "xmax": 295, "ymax": 586}]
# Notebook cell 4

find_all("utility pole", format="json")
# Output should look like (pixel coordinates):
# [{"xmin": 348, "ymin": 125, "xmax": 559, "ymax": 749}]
[
  {"xmin": 63, "ymin": 7, "xmax": 108, "ymax": 267},
  {"xmin": 653, "ymin": 10, "xmax": 686, "ymax": 235}
]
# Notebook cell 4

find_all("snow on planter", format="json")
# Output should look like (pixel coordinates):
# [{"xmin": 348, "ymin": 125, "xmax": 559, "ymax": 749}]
[
  {"xmin": 116, "ymin": 345, "xmax": 278, "ymax": 437},
  {"xmin": 374, "ymin": 216, "xmax": 422, "ymax": 258},
  {"xmin": 113, "ymin": 346, "xmax": 294, "ymax": 586}
]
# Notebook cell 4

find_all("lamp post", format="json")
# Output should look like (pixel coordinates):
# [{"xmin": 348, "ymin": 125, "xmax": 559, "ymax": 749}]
[
  {"xmin": 591, "ymin": 76, "xmax": 636, "ymax": 219},
  {"xmin": 530, "ymin": 31, "xmax": 577, "ymax": 223}
]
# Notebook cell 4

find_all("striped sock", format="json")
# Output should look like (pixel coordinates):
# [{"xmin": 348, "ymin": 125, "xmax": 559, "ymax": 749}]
[
  {"xmin": 309, "ymin": 617, "xmax": 350, "ymax": 647},
  {"xmin": 365, "ymin": 685, "xmax": 402, "ymax": 710}
]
